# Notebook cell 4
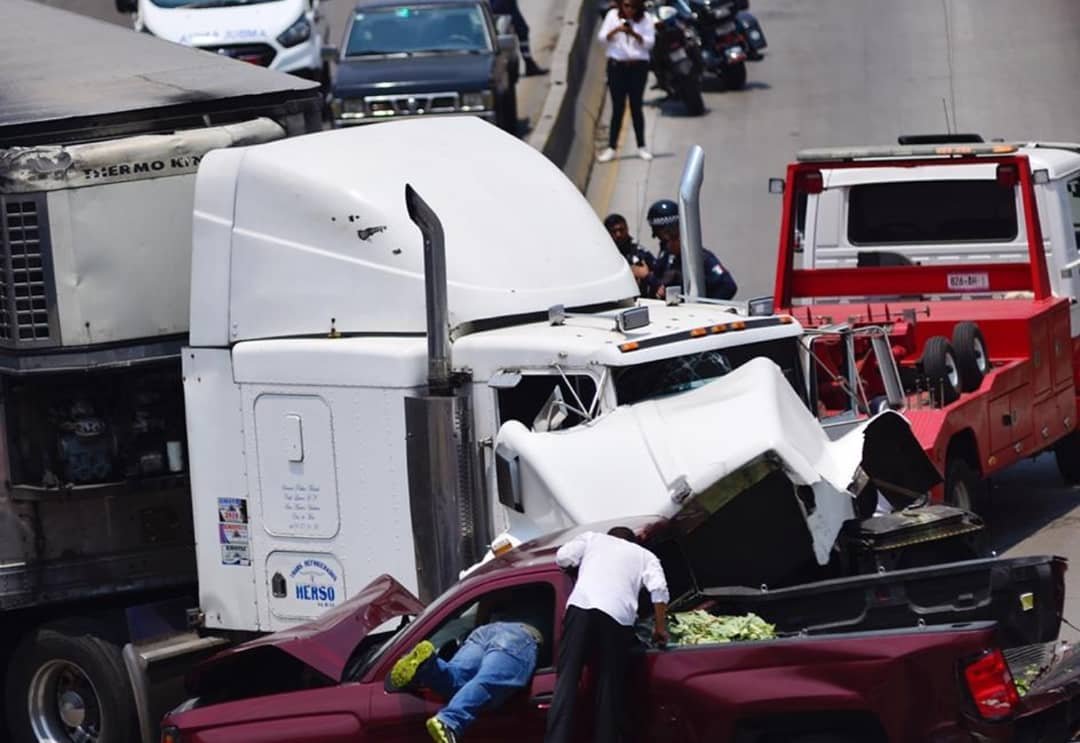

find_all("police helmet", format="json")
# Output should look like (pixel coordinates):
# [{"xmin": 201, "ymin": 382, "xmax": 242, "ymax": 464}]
[{"xmin": 646, "ymin": 199, "xmax": 679, "ymax": 237}]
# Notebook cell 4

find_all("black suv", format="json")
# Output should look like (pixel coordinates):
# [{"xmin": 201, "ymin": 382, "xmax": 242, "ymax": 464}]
[{"xmin": 329, "ymin": 0, "xmax": 520, "ymax": 133}]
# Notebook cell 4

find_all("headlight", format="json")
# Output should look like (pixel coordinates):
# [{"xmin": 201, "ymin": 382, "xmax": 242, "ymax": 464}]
[
  {"xmin": 461, "ymin": 90, "xmax": 493, "ymax": 111},
  {"xmin": 277, "ymin": 14, "xmax": 312, "ymax": 48}
]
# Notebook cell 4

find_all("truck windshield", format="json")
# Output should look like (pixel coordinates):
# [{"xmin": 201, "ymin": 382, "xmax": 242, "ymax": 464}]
[
  {"xmin": 848, "ymin": 180, "xmax": 1018, "ymax": 245},
  {"xmin": 614, "ymin": 338, "xmax": 805, "ymax": 406},
  {"xmin": 345, "ymin": 5, "xmax": 491, "ymax": 56}
]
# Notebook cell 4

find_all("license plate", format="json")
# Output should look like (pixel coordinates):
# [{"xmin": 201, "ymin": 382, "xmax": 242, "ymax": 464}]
[
  {"xmin": 669, "ymin": 47, "xmax": 688, "ymax": 62},
  {"xmin": 715, "ymin": 21, "xmax": 736, "ymax": 34},
  {"xmin": 946, "ymin": 272, "xmax": 991, "ymax": 291}
]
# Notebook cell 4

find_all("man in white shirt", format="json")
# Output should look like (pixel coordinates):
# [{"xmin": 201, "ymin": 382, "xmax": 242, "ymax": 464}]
[{"xmin": 543, "ymin": 526, "xmax": 669, "ymax": 743}]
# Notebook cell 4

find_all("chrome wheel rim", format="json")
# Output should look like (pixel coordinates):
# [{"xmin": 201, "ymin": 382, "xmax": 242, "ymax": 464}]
[
  {"xmin": 28, "ymin": 660, "xmax": 101, "ymax": 743},
  {"xmin": 945, "ymin": 352, "xmax": 960, "ymax": 390},
  {"xmin": 973, "ymin": 337, "xmax": 988, "ymax": 374},
  {"xmin": 950, "ymin": 478, "xmax": 973, "ymax": 511}
]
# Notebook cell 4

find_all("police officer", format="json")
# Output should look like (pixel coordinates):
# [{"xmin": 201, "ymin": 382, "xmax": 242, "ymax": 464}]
[
  {"xmin": 603, "ymin": 213, "xmax": 656, "ymax": 296},
  {"xmin": 489, "ymin": 0, "xmax": 547, "ymax": 76},
  {"xmin": 643, "ymin": 199, "xmax": 737, "ymax": 300}
]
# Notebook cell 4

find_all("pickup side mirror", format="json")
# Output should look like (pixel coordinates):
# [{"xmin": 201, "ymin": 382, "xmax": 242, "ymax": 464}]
[
  {"xmin": 768, "ymin": 177, "xmax": 785, "ymax": 194},
  {"xmin": 116, "ymin": 0, "xmax": 137, "ymax": 13}
]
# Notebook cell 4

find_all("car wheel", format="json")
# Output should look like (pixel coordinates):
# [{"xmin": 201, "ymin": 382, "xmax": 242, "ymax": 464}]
[
  {"xmin": 921, "ymin": 336, "xmax": 960, "ymax": 406},
  {"xmin": 952, "ymin": 322, "xmax": 988, "ymax": 393},
  {"xmin": 6, "ymin": 624, "xmax": 139, "ymax": 743}
]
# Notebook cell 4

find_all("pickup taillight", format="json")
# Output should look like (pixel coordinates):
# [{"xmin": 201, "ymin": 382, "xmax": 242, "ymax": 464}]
[{"xmin": 963, "ymin": 649, "xmax": 1020, "ymax": 721}]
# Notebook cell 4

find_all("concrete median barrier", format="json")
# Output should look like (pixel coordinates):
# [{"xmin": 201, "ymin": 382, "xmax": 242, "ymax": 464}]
[{"xmin": 527, "ymin": 0, "xmax": 608, "ymax": 192}]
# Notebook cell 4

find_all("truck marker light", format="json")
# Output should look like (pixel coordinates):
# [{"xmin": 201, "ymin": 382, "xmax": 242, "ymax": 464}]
[
  {"xmin": 492, "ymin": 537, "xmax": 514, "ymax": 556},
  {"xmin": 619, "ymin": 341, "xmax": 640, "ymax": 352},
  {"xmin": 730, "ymin": 321, "xmax": 746, "ymax": 330},
  {"xmin": 963, "ymin": 649, "xmax": 1020, "ymax": 720},
  {"xmin": 690, "ymin": 328, "xmax": 707, "ymax": 337},
  {"xmin": 779, "ymin": 315, "xmax": 793, "ymax": 324},
  {"xmin": 711, "ymin": 324, "xmax": 728, "ymax": 333}
]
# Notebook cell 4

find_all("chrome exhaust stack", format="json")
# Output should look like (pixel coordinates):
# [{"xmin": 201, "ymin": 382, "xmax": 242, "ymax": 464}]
[
  {"xmin": 403, "ymin": 184, "xmax": 488, "ymax": 602},
  {"xmin": 678, "ymin": 145, "xmax": 707, "ymax": 300}
]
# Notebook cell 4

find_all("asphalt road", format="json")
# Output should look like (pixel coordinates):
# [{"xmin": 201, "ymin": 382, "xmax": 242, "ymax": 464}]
[
  {"xmin": 589, "ymin": 0, "xmax": 1080, "ymax": 642},
  {"xmin": 33, "ymin": 0, "xmax": 563, "ymax": 136}
]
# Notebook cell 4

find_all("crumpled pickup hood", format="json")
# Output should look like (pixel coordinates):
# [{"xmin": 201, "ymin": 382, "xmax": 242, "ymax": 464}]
[
  {"xmin": 495, "ymin": 357, "xmax": 939, "ymax": 568},
  {"xmin": 190, "ymin": 574, "xmax": 423, "ymax": 688}
]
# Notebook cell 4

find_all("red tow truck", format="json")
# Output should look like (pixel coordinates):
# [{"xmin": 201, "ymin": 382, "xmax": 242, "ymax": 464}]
[{"xmin": 771, "ymin": 137, "xmax": 1080, "ymax": 510}]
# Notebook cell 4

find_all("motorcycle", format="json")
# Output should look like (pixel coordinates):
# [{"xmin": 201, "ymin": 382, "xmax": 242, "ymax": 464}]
[
  {"xmin": 650, "ymin": 5, "xmax": 705, "ymax": 115},
  {"xmin": 681, "ymin": 0, "xmax": 762, "ymax": 89}
]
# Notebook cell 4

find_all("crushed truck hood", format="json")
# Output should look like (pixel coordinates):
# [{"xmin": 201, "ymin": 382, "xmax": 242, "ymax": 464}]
[{"xmin": 495, "ymin": 357, "xmax": 938, "ymax": 568}]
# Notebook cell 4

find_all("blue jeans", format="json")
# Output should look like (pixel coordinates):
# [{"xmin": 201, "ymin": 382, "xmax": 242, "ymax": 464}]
[{"xmin": 415, "ymin": 622, "xmax": 539, "ymax": 734}]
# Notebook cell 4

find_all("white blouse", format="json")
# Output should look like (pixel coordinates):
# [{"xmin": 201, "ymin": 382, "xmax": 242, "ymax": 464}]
[{"xmin": 597, "ymin": 8, "xmax": 656, "ymax": 62}]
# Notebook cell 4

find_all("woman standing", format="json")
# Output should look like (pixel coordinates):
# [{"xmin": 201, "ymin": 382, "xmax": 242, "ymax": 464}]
[{"xmin": 596, "ymin": 0, "xmax": 656, "ymax": 162}]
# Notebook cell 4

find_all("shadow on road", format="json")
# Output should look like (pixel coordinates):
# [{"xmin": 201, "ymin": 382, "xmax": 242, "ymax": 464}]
[{"xmin": 981, "ymin": 455, "xmax": 1080, "ymax": 554}]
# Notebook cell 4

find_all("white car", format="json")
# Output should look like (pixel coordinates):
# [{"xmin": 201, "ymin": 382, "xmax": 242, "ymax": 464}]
[{"xmin": 117, "ymin": 0, "xmax": 328, "ymax": 83}]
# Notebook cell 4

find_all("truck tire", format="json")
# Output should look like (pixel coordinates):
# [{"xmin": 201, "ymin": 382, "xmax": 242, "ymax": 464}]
[
  {"xmin": 1054, "ymin": 430, "xmax": 1080, "ymax": 484},
  {"xmin": 952, "ymin": 322, "xmax": 988, "ymax": 393},
  {"xmin": 921, "ymin": 336, "xmax": 960, "ymax": 406},
  {"xmin": 725, "ymin": 60, "xmax": 747, "ymax": 90},
  {"xmin": 681, "ymin": 77, "xmax": 706, "ymax": 116},
  {"xmin": 6, "ymin": 625, "xmax": 139, "ymax": 743},
  {"xmin": 945, "ymin": 456, "xmax": 982, "ymax": 513}
]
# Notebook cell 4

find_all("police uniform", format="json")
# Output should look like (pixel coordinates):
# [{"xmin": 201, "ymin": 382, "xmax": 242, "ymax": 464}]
[
  {"xmin": 617, "ymin": 241, "xmax": 657, "ymax": 296},
  {"xmin": 644, "ymin": 245, "xmax": 738, "ymax": 300}
]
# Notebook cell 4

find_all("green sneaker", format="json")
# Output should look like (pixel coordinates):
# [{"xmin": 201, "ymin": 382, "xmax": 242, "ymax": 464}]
[
  {"xmin": 387, "ymin": 640, "xmax": 435, "ymax": 690},
  {"xmin": 426, "ymin": 716, "xmax": 459, "ymax": 743}
]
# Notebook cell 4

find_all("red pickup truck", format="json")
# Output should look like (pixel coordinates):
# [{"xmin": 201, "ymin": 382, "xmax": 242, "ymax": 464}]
[{"xmin": 161, "ymin": 517, "xmax": 1080, "ymax": 743}]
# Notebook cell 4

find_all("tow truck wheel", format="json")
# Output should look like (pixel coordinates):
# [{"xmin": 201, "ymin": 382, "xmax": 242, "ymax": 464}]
[
  {"xmin": 1054, "ymin": 431, "xmax": 1080, "ymax": 485},
  {"xmin": 6, "ymin": 625, "xmax": 139, "ymax": 743},
  {"xmin": 921, "ymin": 336, "xmax": 960, "ymax": 406},
  {"xmin": 945, "ymin": 457, "xmax": 983, "ymax": 513},
  {"xmin": 952, "ymin": 322, "xmax": 988, "ymax": 393}
]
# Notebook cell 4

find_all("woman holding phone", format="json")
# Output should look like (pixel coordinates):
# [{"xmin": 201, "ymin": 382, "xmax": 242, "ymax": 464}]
[{"xmin": 596, "ymin": 0, "xmax": 656, "ymax": 162}]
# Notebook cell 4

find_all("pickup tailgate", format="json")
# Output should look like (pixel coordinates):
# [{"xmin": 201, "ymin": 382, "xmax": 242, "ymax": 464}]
[{"xmin": 697, "ymin": 555, "xmax": 1066, "ymax": 648}]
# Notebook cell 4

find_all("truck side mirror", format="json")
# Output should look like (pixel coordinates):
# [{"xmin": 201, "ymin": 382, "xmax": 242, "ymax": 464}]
[
  {"xmin": 768, "ymin": 177, "xmax": 784, "ymax": 194},
  {"xmin": 116, "ymin": 0, "xmax": 137, "ymax": 12}
]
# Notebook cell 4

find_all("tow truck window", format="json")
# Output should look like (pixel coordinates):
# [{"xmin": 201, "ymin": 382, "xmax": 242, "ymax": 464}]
[
  {"xmin": 848, "ymin": 180, "xmax": 1018, "ymax": 245},
  {"xmin": 1066, "ymin": 176, "xmax": 1080, "ymax": 250},
  {"xmin": 345, "ymin": 5, "xmax": 491, "ymax": 57},
  {"xmin": 614, "ymin": 339, "xmax": 806, "ymax": 406}
]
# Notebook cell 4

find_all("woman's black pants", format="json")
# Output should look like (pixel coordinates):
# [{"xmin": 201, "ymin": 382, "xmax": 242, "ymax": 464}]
[
  {"xmin": 543, "ymin": 606, "xmax": 634, "ymax": 743},
  {"xmin": 606, "ymin": 59, "xmax": 649, "ymax": 149}
]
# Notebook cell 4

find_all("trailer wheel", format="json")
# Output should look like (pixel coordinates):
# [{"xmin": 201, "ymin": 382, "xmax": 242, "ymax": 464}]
[
  {"xmin": 945, "ymin": 456, "xmax": 983, "ymax": 513},
  {"xmin": 5, "ymin": 625, "xmax": 139, "ymax": 743},
  {"xmin": 952, "ymin": 322, "xmax": 989, "ymax": 393},
  {"xmin": 1054, "ymin": 431, "xmax": 1080, "ymax": 485},
  {"xmin": 921, "ymin": 336, "xmax": 960, "ymax": 406}
]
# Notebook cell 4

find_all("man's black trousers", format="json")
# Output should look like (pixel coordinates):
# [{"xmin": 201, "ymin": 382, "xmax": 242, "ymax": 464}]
[{"xmin": 544, "ymin": 606, "xmax": 634, "ymax": 743}]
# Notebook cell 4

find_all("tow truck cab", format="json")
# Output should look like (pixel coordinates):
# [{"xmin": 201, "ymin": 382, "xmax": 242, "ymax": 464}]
[{"xmin": 771, "ymin": 138, "xmax": 1080, "ymax": 505}]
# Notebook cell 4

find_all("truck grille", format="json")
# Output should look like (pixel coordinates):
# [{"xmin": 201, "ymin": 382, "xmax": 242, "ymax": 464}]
[
  {"xmin": 365, "ymin": 92, "xmax": 461, "ymax": 117},
  {"xmin": 199, "ymin": 43, "xmax": 276, "ymax": 67},
  {"xmin": 0, "ymin": 196, "xmax": 55, "ymax": 346}
]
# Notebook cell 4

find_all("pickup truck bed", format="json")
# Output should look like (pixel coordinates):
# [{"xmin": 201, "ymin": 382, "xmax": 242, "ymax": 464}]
[{"xmin": 164, "ymin": 519, "xmax": 1080, "ymax": 743}]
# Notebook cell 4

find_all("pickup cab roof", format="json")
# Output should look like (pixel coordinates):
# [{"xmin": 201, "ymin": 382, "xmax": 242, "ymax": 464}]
[{"xmin": 0, "ymin": 0, "xmax": 321, "ymax": 146}]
